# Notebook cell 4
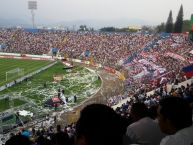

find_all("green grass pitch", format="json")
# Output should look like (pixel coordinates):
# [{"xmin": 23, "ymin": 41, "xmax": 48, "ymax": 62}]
[
  {"xmin": 0, "ymin": 58, "xmax": 53, "ymax": 86},
  {"xmin": 0, "ymin": 58, "xmax": 101, "ymax": 114}
]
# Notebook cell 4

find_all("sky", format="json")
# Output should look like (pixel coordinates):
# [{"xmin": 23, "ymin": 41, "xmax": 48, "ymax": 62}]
[{"xmin": 0, "ymin": 0, "xmax": 192, "ymax": 28}]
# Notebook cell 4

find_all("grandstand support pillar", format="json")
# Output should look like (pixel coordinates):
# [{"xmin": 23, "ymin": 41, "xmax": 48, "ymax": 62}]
[{"xmin": 31, "ymin": 9, "xmax": 35, "ymax": 28}]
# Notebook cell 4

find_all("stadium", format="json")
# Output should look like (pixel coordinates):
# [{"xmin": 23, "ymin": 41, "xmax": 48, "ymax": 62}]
[{"xmin": 0, "ymin": 1, "xmax": 193, "ymax": 145}]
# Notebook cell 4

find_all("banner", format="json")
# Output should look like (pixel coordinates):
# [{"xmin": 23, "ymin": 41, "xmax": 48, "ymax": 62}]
[
  {"xmin": 115, "ymin": 71, "xmax": 125, "ymax": 81},
  {"xmin": 104, "ymin": 66, "xmax": 116, "ymax": 74},
  {"xmin": 85, "ymin": 49, "xmax": 90, "ymax": 57},
  {"xmin": 84, "ymin": 61, "xmax": 90, "ymax": 65},
  {"xmin": 138, "ymin": 59, "xmax": 166, "ymax": 74},
  {"xmin": 165, "ymin": 52, "xmax": 186, "ymax": 61}
]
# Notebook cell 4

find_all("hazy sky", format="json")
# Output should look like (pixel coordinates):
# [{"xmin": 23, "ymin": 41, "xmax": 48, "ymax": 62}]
[{"xmin": 0, "ymin": 0, "xmax": 192, "ymax": 26}]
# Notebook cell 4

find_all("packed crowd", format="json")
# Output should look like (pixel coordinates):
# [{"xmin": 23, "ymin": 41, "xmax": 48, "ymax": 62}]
[
  {"xmin": 0, "ymin": 28, "xmax": 193, "ymax": 145},
  {"xmin": 115, "ymin": 81, "xmax": 193, "ymax": 118},
  {"xmin": 107, "ymin": 33, "xmax": 193, "ymax": 106},
  {"xmin": 0, "ymin": 28, "xmax": 153, "ymax": 68}
]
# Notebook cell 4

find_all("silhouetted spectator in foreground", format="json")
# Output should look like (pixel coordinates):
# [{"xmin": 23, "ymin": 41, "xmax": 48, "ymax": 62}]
[
  {"xmin": 148, "ymin": 105, "xmax": 158, "ymax": 120},
  {"xmin": 75, "ymin": 104, "xmax": 126, "ymax": 145},
  {"xmin": 51, "ymin": 132, "xmax": 70, "ymax": 145},
  {"xmin": 56, "ymin": 125, "xmax": 62, "ymax": 133},
  {"xmin": 36, "ymin": 135, "xmax": 51, "ymax": 145},
  {"xmin": 5, "ymin": 135, "xmax": 31, "ymax": 145},
  {"xmin": 158, "ymin": 97, "xmax": 193, "ymax": 145},
  {"xmin": 125, "ymin": 102, "xmax": 165, "ymax": 145}
]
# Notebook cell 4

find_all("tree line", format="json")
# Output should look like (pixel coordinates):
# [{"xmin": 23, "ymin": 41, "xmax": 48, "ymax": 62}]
[
  {"xmin": 77, "ymin": 5, "xmax": 190, "ymax": 33},
  {"xmin": 157, "ymin": 5, "xmax": 190, "ymax": 33}
]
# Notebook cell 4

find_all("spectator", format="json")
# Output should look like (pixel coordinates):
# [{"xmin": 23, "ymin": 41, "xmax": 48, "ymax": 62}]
[
  {"xmin": 75, "ymin": 104, "xmax": 126, "ymax": 145},
  {"xmin": 56, "ymin": 125, "xmax": 62, "ymax": 133},
  {"xmin": 5, "ymin": 135, "xmax": 32, "ymax": 145},
  {"xmin": 51, "ymin": 132, "xmax": 70, "ymax": 145},
  {"xmin": 125, "ymin": 102, "xmax": 165, "ymax": 145},
  {"xmin": 158, "ymin": 97, "xmax": 193, "ymax": 145},
  {"xmin": 36, "ymin": 135, "xmax": 52, "ymax": 145},
  {"xmin": 148, "ymin": 105, "xmax": 159, "ymax": 120},
  {"xmin": 21, "ymin": 129, "xmax": 30, "ymax": 138}
]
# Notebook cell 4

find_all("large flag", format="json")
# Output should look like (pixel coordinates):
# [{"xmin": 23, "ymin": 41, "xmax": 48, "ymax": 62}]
[{"xmin": 182, "ymin": 64, "xmax": 193, "ymax": 78}]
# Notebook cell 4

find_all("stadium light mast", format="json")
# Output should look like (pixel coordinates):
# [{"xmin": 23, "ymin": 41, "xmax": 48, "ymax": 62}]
[{"xmin": 28, "ymin": 1, "xmax": 37, "ymax": 28}]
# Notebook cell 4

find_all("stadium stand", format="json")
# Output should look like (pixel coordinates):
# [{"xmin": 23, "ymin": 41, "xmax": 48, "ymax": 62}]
[{"xmin": 0, "ymin": 28, "xmax": 193, "ymax": 145}]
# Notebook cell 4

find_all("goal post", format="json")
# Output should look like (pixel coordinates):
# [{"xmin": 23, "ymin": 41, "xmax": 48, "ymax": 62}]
[{"xmin": 6, "ymin": 68, "xmax": 24, "ymax": 81}]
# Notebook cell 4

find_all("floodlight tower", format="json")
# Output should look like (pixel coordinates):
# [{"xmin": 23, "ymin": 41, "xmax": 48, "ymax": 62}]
[{"xmin": 28, "ymin": 1, "xmax": 37, "ymax": 28}]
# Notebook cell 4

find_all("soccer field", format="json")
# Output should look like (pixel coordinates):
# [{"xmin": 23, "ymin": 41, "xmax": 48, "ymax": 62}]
[
  {"xmin": 0, "ymin": 59, "xmax": 101, "ymax": 114},
  {"xmin": 0, "ymin": 58, "xmax": 53, "ymax": 86},
  {"xmin": 0, "ymin": 58, "xmax": 101, "ymax": 128}
]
